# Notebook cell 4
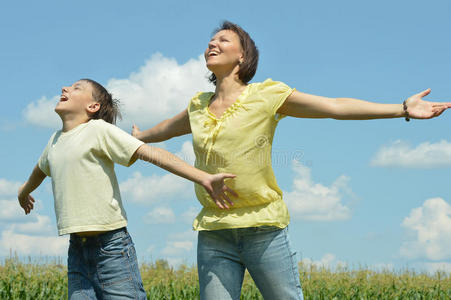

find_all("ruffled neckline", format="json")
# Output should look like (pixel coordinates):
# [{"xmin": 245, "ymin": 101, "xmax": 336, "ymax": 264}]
[{"xmin": 205, "ymin": 84, "xmax": 250, "ymax": 121}]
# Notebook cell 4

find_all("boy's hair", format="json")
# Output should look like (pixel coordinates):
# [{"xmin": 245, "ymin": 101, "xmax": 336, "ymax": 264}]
[
  {"xmin": 81, "ymin": 79, "xmax": 121, "ymax": 124},
  {"xmin": 208, "ymin": 21, "xmax": 259, "ymax": 85}
]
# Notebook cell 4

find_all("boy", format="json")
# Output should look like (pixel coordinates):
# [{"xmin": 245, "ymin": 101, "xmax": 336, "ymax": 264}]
[{"xmin": 18, "ymin": 79, "xmax": 236, "ymax": 299}]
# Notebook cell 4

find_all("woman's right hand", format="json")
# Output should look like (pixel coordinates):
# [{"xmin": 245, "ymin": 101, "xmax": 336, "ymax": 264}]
[{"xmin": 131, "ymin": 124, "xmax": 141, "ymax": 140}]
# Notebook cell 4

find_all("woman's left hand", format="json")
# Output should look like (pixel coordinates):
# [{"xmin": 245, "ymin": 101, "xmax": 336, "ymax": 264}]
[{"xmin": 405, "ymin": 89, "xmax": 451, "ymax": 119}]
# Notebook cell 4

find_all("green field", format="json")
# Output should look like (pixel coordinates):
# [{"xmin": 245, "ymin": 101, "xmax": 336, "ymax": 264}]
[{"xmin": 1, "ymin": 257, "xmax": 450, "ymax": 299}]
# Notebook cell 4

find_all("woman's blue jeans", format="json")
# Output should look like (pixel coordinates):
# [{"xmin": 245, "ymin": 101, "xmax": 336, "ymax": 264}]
[
  {"xmin": 67, "ymin": 227, "xmax": 147, "ymax": 300},
  {"xmin": 198, "ymin": 226, "xmax": 303, "ymax": 300}
]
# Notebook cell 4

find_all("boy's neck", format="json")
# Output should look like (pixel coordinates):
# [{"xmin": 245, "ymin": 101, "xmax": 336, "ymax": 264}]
[{"xmin": 60, "ymin": 114, "xmax": 90, "ymax": 132}]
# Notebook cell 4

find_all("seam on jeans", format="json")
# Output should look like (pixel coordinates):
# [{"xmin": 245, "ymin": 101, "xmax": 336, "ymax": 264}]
[
  {"xmin": 284, "ymin": 228, "xmax": 303, "ymax": 298},
  {"xmin": 127, "ymin": 246, "xmax": 139, "ymax": 300}
]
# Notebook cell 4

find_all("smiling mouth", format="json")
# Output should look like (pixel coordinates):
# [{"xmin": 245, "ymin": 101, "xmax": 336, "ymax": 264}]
[{"xmin": 60, "ymin": 95, "xmax": 68, "ymax": 102}]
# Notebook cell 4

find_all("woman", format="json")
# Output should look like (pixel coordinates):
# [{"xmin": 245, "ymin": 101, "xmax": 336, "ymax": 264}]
[{"xmin": 132, "ymin": 21, "xmax": 450, "ymax": 299}]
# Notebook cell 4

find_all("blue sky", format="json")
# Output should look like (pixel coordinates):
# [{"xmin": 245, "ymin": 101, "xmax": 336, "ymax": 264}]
[{"xmin": 1, "ymin": 0, "xmax": 450, "ymax": 272}]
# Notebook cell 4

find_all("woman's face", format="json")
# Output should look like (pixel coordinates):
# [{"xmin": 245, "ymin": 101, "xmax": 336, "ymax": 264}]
[{"xmin": 204, "ymin": 30, "xmax": 244, "ymax": 73}]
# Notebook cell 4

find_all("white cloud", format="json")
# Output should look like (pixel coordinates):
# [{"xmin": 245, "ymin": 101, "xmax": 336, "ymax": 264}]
[
  {"xmin": 146, "ymin": 245, "xmax": 155, "ymax": 254},
  {"xmin": 0, "ymin": 193, "xmax": 66, "ymax": 256},
  {"xmin": 371, "ymin": 140, "xmax": 451, "ymax": 168},
  {"xmin": 284, "ymin": 160, "xmax": 353, "ymax": 221},
  {"xmin": 0, "ymin": 229, "xmax": 68, "ymax": 256},
  {"xmin": 120, "ymin": 141, "xmax": 197, "ymax": 204},
  {"xmin": 23, "ymin": 53, "xmax": 213, "ymax": 130},
  {"xmin": 161, "ymin": 240, "xmax": 194, "ymax": 256},
  {"xmin": 400, "ymin": 198, "xmax": 451, "ymax": 260},
  {"xmin": 120, "ymin": 171, "xmax": 192, "ymax": 204},
  {"xmin": 158, "ymin": 230, "xmax": 197, "ymax": 267},
  {"xmin": 301, "ymin": 253, "xmax": 347, "ymax": 270},
  {"xmin": 11, "ymin": 215, "xmax": 53, "ymax": 235},
  {"xmin": 0, "ymin": 199, "xmax": 27, "ymax": 221},
  {"xmin": 165, "ymin": 257, "xmax": 187, "ymax": 268},
  {"xmin": 168, "ymin": 230, "xmax": 197, "ymax": 242},
  {"xmin": 423, "ymin": 262, "xmax": 451, "ymax": 273},
  {"xmin": 176, "ymin": 141, "xmax": 196, "ymax": 166},
  {"xmin": 0, "ymin": 179, "xmax": 21, "ymax": 197},
  {"xmin": 108, "ymin": 53, "xmax": 213, "ymax": 129},
  {"xmin": 369, "ymin": 263, "xmax": 395, "ymax": 272},
  {"xmin": 0, "ymin": 199, "xmax": 59, "ymax": 255},
  {"xmin": 144, "ymin": 207, "xmax": 176, "ymax": 224},
  {"xmin": 22, "ymin": 96, "xmax": 61, "ymax": 129},
  {"xmin": 182, "ymin": 206, "xmax": 199, "ymax": 224}
]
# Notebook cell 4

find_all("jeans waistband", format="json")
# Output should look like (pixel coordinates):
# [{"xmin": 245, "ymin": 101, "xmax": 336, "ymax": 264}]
[{"xmin": 69, "ymin": 227, "xmax": 128, "ymax": 245}]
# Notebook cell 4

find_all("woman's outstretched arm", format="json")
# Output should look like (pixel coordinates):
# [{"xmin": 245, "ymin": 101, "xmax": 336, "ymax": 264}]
[
  {"xmin": 277, "ymin": 89, "xmax": 451, "ymax": 120},
  {"xmin": 132, "ymin": 109, "xmax": 191, "ymax": 143}
]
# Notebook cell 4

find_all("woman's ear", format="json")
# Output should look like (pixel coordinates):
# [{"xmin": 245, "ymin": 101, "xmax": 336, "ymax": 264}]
[{"xmin": 239, "ymin": 52, "xmax": 244, "ymax": 65}]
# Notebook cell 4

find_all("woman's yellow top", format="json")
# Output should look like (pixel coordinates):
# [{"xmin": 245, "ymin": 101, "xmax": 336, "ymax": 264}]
[{"xmin": 188, "ymin": 79, "xmax": 295, "ymax": 231}]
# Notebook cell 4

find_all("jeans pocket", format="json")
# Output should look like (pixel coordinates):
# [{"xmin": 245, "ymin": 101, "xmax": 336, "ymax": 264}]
[
  {"xmin": 97, "ymin": 242, "xmax": 133, "ymax": 288},
  {"xmin": 99, "ymin": 236, "xmax": 128, "ymax": 256}
]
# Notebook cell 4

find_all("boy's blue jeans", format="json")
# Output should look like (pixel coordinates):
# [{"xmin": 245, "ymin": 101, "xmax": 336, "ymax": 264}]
[
  {"xmin": 68, "ymin": 227, "xmax": 147, "ymax": 300},
  {"xmin": 197, "ymin": 226, "xmax": 303, "ymax": 300}
]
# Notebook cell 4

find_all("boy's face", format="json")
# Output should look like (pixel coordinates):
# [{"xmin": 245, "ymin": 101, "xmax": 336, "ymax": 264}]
[{"xmin": 55, "ymin": 80, "xmax": 99, "ymax": 118}]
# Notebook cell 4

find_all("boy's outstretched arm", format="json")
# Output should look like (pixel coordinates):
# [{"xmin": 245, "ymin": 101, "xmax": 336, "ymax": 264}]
[
  {"xmin": 18, "ymin": 164, "xmax": 47, "ymax": 214},
  {"xmin": 133, "ymin": 144, "xmax": 237, "ymax": 209}
]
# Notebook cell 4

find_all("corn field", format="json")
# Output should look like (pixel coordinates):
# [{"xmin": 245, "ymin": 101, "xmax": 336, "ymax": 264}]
[{"xmin": 1, "ymin": 257, "xmax": 450, "ymax": 299}]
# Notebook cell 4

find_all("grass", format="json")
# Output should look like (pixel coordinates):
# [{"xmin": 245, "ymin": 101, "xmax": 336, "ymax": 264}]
[{"xmin": 1, "ymin": 257, "xmax": 450, "ymax": 299}]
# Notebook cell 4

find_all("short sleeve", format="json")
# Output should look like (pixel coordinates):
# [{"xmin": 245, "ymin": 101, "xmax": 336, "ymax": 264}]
[
  {"xmin": 97, "ymin": 121, "xmax": 145, "ymax": 167},
  {"xmin": 259, "ymin": 79, "xmax": 295, "ymax": 119},
  {"xmin": 188, "ymin": 92, "xmax": 203, "ymax": 111},
  {"xmin": 38, "ymin": 132, "xmax": 58, "ymax": 177},
  {"xmin": 188, "ymin": 92, "xmax": 213, "ymax": 113}
]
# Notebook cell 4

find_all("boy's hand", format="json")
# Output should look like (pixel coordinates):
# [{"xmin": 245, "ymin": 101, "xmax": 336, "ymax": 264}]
[
  {"xmin": 18, "ymin": 184, "xmax": 35, "ymax": 214},
  {"xmin": 202, "ymin": 174, "xmax": 238, "ymax": 209}
]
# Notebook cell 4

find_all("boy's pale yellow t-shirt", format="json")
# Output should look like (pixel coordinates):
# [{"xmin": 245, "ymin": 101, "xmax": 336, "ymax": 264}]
[
  {"xmin": 38, "ymin": 119, "xmax": 144, "ymax": 235},
  {"xmin": 188, "ymin": 78, "xmax": 295, "ymax": 231}
]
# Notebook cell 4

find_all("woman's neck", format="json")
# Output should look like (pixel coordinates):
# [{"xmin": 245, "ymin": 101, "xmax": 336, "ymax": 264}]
[{"xmin": 214, "ymin": 74, "xmax": 247, "ymax": 102}]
